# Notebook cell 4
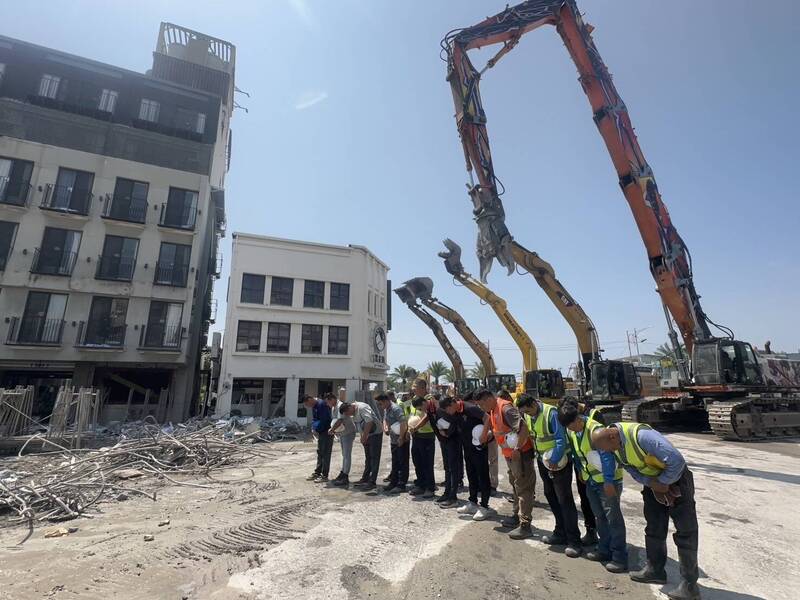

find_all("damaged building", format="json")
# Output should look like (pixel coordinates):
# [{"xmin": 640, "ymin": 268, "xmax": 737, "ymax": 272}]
[{"xmin": 0, "ymin": 23, "xmax": 234, "ymax": 423}]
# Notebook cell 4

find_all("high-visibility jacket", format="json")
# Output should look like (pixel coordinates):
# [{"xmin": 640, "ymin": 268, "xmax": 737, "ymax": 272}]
[
  {"xmin": 397, "ymin": 398, "xmax": 412, "ymax": 418},
  {"xmin": 490, "ymin": 397, "xmax": 533, "ymax": 459},
  {"xmin": 411, "ymin": 404, "xmax": 434, "ymax": 435},
  {"xmin": 614, "ymin": 422, "xmax": 665, "ymax": 477},
  {"xmin": 568, "ymin": 418, "xmax": 623, "ymax": 484},
  {"xmin": 523, "ymin": 402, "xmax": 557, "ymax": 454}
]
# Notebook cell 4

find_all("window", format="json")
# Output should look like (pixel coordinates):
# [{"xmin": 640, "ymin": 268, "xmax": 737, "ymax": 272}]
[
  {"xmin": 108, "ymin": 178, "xmax": 148, "ymax": 223},
  {"xmin": 144, "ymin": 301, "xmax": 183, "ymax": 348},
  {"xmin": 84, "ymin": 297, "xmax": 128, "ymax": 346},
  {"xmin": 139, "ymin": 98, "xmax": 160, "ymax": 122},
  {"xmin": 38, "ymin": 74, "xmax": 60, "ymax": 99},
  {"xmin": 32, "ymin": 227, "xmax": 81, "ymax": 276},
  {"xmin": 0, "ymin": 221, "xmax": 18, "ymax": 271},
  {"xmin": 328, "ymin": 326, "xmax": 349, "ymax": 355},
  {"xmin": 46, "ymin": 168, "xmax": 94, "ymax": 214},
  {"xmin": 175, "ymin": 107, "xmax": 206, "ymax": 134},
  {"xmin": 303, "ymin": 280, "xmax": 324, "ymax": 308},
  {"xmin": 236, "ymin": 321, "xmax": 262, "ymax": 352},
  {"xmin": 98, "ymin": 89, "xmax": 118, "ymax": 113},
  {"xmin": 301, "ymin": 325, "xmax": 323, "ymax": 354},
  {"xmin": 368, "ymin": 291, "xmax": 373, "ymax": 316},
  {"xmin": 160, "ymin": 187, "xmax": 198, "ymax": 229},
  {"xmin": 96, "ymin": 235, "xmax": 138, "ymax": 281},
  {"xmin": 269, "ymin": 379, "xmax": 287, "ymax": 417},
  {"xmin": 196, "ymin": 112, "xmax": 206, "ymax": 134},
  {"xmin": 155, "ymin": 242, "xmax": 191, "ymax": 287},
  {"xmin": 0, "ymin": 157, "xmax": 34, "ymax": 206},
  {"xmin": 267, "ymin": 322, "xmax": 291, "ymax": 353},
  {"xmin": 241, "ymin": 273, "xmax": 265, "ymax": 304},
  {"xmin": 232, "ymin": 379, "xmax": 264, "ymax": 405},
  {"xmin": 0, "ymin": 63, "xmax": 5, "ymax": 87},
  {"xmin": 18, "ymin": 291, "xmax": 67, "ymax": 344},
  {"xmin": 330, "ymin": 282, "xmax": 350, "ymax": 311},
  {"xmin": 270, "ymin": 277, "xmax": 294, "ymax": 306}
]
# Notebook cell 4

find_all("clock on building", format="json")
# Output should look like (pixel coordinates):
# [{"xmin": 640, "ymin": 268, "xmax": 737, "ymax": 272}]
[{"xmin": 374, "ymin": 326, "xmax": 386, "ymax": 352}]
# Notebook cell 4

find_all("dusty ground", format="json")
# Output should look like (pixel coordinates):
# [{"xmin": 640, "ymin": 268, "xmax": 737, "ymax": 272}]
[{"xmin": 1, "ymin": 432, "xmax": 797, "ymax": 600}]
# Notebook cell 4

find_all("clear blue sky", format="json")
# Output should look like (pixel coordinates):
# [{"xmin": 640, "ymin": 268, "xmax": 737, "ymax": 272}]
[{"xmin": 5, "ymin": 1, "xmax": 799, "ymax": 375}]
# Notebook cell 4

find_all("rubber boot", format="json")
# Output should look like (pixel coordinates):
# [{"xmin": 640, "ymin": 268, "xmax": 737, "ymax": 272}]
[
  {"xmin": 666, "ymin": 581, "xmax": 702, "ymax": 600},
  {"xmin": 630, "ymin": 564, "xmax": 668, "ymax": 585},
  {"xmin": 668, "ymin": 547, "xmax": 701, "ymax": 599}
]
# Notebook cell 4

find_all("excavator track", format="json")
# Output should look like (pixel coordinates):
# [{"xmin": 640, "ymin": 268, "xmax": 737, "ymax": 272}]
[
  {"xmin": 593, "ymin": 404, "xmax": 621, "ymax": 425},
  {"xmin": 620, "ymin": 398, "xmax": 668, "ymax": 426},
  {"xmin": 708, "ymin": 396, "xmax": 800, "ymax": 441}
]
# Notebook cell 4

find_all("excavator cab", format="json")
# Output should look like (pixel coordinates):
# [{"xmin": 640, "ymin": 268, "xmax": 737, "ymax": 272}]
[
  {"xmin": 590, "ymin": 360, "xmax": 640, "ymax": 402},
  {"xmin": 455, "ymin": 378, "xmax": 482, "ymax": 396},
  {"xmin": 524, "ymin": 369, "xmax": 565, "ymax": 402},
  {"xmin": 486, "ymin": 374, "xmax": 517, "ymax": 394},
  {"xmin": 692, "ymin": 339, "xmax": 763, "ymax": 386}
]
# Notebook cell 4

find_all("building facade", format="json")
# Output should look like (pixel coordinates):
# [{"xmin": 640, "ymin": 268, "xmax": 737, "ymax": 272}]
[
  {"xmin": 217, "ymin": 233, "xmax": 390, "ymax": 422},
  {"xmin": 0, "ymin": 24, "xmax": 234, "ymax": 422}
]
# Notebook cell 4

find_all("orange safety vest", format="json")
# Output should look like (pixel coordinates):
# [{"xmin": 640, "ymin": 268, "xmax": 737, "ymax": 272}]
[{"xmin": 489, "ymin": 397, "xmax": 533, "ymax": 459}]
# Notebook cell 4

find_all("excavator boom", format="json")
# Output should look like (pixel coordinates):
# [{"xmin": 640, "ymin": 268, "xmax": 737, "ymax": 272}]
[{"xmin": 401, "ymin": 302, "xmax": 466, "ymax": 381}]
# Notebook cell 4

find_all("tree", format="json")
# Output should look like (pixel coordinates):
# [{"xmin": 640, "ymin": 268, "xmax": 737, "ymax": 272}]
[
  {"xmin": 654, "ymin": 341, "xmax": 686, "ymax": 367},
  {"xmin": 427, "ymin": 361, "xmax": 448, "ymax": 386},
  {"xmin": 391, "ymin": 364, "xmax": 418, "ymax": 391},
  {"xmin": 386, "ymin": 374, "xmax": 400, "ymax": 392},
  {"xmin": 442, "ymin": 367, "xmax": 456, "ymax": 384},
  {"xmin": 468, "ymin": 363, "xmax": 487, "ymax": 380}
]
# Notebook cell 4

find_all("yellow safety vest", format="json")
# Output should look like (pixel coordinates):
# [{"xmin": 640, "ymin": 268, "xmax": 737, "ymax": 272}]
[
  {"xmin": 397, "ymin": 399, "xmax": 412, "ymax": 418},
  {"xmin": 412, "ymin": 405, "xmax": 433, "ymax": 434},
  {"xmin": 614, "ymin": 422, "xmax": 665, "ymax": 477},
  {"xmin": 568, "ymin": 418, "xmax": 623, "ymax": 484},
  {"xmin": 524, "ymin": 402, "xmax": 557, "ymax": 454}
]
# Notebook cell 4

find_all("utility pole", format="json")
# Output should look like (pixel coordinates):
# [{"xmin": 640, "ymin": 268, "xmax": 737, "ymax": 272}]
[{"xmin": 626, "ymin": 330, "xmax": 633, "ymax": 358}]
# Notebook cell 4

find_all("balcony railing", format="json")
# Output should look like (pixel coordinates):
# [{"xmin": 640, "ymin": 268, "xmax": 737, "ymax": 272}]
[
  {"xmin": 40, "ymin": 183, "xmax": 92, "ymax": 215},
  {"xmin": 101, "ymin": 194, "xmax": 148, "ymax": 224},
  {"xmin": 0, "ymin": 176, "xmax": 32, "ymax": 207},
  {"xmin": 153, "ymin": 262, "xmax": 189, "ymax": 287},
  {"xmin": 95, "ymin": 255, "xmax": 135, "ymax": 282},
  {"xmin": 31, "ymin": 248, "xmax": 78, "ymax": 276},
  {"xmin": 131, "ymin": 118, "xmax": 203, "ymax": 142},
  {"xmin": 6, "ymin": 316, "xmax": 65, "ymax": 346},
  {"xmin": 158, "ymin": 203, "xmax": 197, "ymax": 230},
  {"xmin": 75, "ymin": 321, "xmax": 127, "ymax": 348},
  {"xmin": 138, "ymin": 324, "xmax": 185, "ymax": 351},
  {"xmin": 28, "ymin": 94, "xmax": 113, "ymax": 121}
]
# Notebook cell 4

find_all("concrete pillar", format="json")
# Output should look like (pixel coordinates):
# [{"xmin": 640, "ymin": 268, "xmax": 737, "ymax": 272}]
[
  {"xmin": 345, "ymin": 378, "xmax": 361, "ymax": 402},
  {"xmin": 216, "ymin": 372, "xmax": 233, "ymax": 418},
  {"xmin": 285, "ymin": 377, "xmax": 300, "ymax": 421}
]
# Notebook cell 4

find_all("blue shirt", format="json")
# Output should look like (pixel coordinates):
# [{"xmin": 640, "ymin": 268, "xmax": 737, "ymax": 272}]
[
  {"xmin": 617, "ymin": 425, "xmax": 686, "ymax": 486},
  {"xmin": 544, "ymin": 403, "xmax": 568, "ymax": 465},
  {"xmin": 311, "ymin": 399, "xmax": 332, "ymax": 433},
  {"xmin": 572, "ymin": 416, "xmax": 619, "ymax": 484}
]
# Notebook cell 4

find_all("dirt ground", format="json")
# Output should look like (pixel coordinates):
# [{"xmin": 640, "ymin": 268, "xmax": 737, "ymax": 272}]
[{"xmin": 1, "ymin": 432, "xmax": 797, "ymax": 600}]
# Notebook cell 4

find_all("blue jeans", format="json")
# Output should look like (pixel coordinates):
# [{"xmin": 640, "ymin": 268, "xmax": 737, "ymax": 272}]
[{"xmin": 586, "ymin": 480, "xmax": 628, "ymax": 565}]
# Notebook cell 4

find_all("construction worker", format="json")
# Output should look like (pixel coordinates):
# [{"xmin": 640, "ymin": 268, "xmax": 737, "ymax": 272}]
[
  {"xmin": 475, "ymin": 388, "xmax": 535, "ymax": 539},
  {"xmin": 303, "ymin": 394, "xmax": 333, "ymax": 483},
  {"xmin": 407, "ymin": 379, "xmax": 436, "ymax": 499},
  {"xmin": 435, "ymin": 396, "xmax": 465, "ymax": 508},
  {"xmin": 517, "ymin": 393, "xmax": 582, "ymax": 557},
  {"xmin": 340, "ymin": 399, "xmax": 383, "ymax": 491},
  {"xmin": 326, "ymin": 391, "xmax": 355, "ymax": 488},
  {"xmin": 558, "ymin": 399, "xmax": 628, "ymax": 572},
  {"xmin": 449, "ymin": 391, "xmax": 494, "ymax": 521},
  {"xmin": 593, "ymin": 424, "xmax": 701, "ymax": 600},
  {"xmin": 377, "ymin": 392, "xmax": 409, "ymax": 494}
]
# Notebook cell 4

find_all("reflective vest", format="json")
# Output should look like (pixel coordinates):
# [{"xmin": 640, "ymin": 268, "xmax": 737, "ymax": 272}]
[
  {"xmin": 490, "ymin": 397, "xmax": 533, "ymax": 458},
  {"xmin": 397, "ymin": 398, "xmax": 412, "ymax": 418},
  {"xmin": 524, "ymin": 402, "xmax": 557, "ymax": 454},
  {"xmin": 614, "ymin": 422, "xmax": 665, "ymax": 477},
  {"xmin": 412, "ymin": 404, "xmax": 433, "ymax": 434},
  {"xmin": 568, "ymin": 417, "xmax": 623, "ymax": 484}
]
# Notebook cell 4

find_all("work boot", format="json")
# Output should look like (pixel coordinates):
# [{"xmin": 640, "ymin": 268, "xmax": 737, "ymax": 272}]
[
  {"xmin": 565, "ymin": 545, "xmax": 582, "ymax": 558},
  {"xmin": 605, "ymin": 561, "xmax": 628, "ymax": 574},
  {"xmin": 500, "ymin": 515, "xmax": 520, "ymax": 529},
  {"xmin": 354, "ymin": 477, "xmax": 369, "ymax": 485},
  {"xmin": 581, "ymin": 528, "xmax": 598, "ymax": 546},
  {"xmin": 408, "ymin": 486, "xmax": 424, "ymax": 496},
  {"xmin": 389, "ymin": 485, "xmax": 405, "ymax": 494},
  {"xmin": 332, "ymin": 472, "xmax": 344, "ymax": 482},
  {"xmin": 666, "ymin": 580, "xmax": 702, "ymax": 600},
  {"xmin": 585, "ymin": 551, "xmax": 611, "ymax": 562},
  {"xmin": 332, "ymin": 475, "xmax": 349, "ymax": 487},
  {"xmin": 630, "ymin": 564, "xmax": 668, "ymax": 585},
  {"xmin": 508, "ymin": 524, "xmax": 533, "ymax": 540},
  {"xmin": 359, "ymin": 482, "xmax": 376, "ymax": 491},
  {"xmin": 435, "ymin": 493, "xmax": 451, "ymax": 503},
  {"xmin": 306, "ymin": 472, "xmax": 320, "ymax": 481},
  {"xmin": 542, "ymin": 533, "xmax": 567, "ymax": 546},
  {"xmin": 439, "ymin": 498, "xmax": 458, "ymax": 508},
  {"xmin": 422, "ymin": 490, "xmax": 436, "ymax": 499}
]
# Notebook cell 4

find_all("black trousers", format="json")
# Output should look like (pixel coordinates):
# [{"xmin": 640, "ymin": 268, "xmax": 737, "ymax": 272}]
[
  {"xmin": 642, "ymin": 468, "xmax": 699, "ymax": 583},
  {"xmin": 538, "ymin": 458, "xmax": 581, "ymax": 546},
  {"xmin": 360, "ymin": 434, "xmax": 383, "ymax": 484},
  {"xmin": 574, "ymin": 463, "xmax": 597, "ymax": 531},
  {"xmin": 439, "ymin": 435, "xmax": 463, "ymax": 499},
  {"xmin": 411, "ymin": 435, "xmax": 436, "ymax": 491},
  {"xmin": 314, "ymin": 432, "xmax": 334, "ymax": 477},
  {"xmin": 463, "ymin": 442, "xmax": 491, "ymax": 507},
  {"xmin": 388, "ymin": 441, "xmax": 410, "ymax": 488}
]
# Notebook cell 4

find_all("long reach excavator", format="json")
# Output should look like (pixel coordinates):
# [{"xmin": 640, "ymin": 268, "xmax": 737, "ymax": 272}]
[{"xmin": 442, "ymin": 0, "xmax": 800, "ymax": 439}]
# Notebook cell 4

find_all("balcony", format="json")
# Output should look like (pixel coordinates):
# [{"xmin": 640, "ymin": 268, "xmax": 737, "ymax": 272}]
[
  {"xmin": 75, "ymin": 321, "xmax": 127, "ymax": 349},
  {"xmin": 158, "ymin": 204, "xmax": 197, "ymax": 231},
  {"xmin": 27, "ymin": 94, "xmax": 113, "ymax": 122},
  {"xmin": 0, "ymin": 177, "xmax": 32, "ymax": 207},
  {"xmin": 138, "ymin": 324, "xmax": 185, "ymax": 351},
  {"xmin": 101, "ymin": 194, "xmax": 147, "ymax": 224},
  {"xmin": 6, "ymin": 316, "xmax": 65, "ymax": 346},
  {"xmin": 95, "ymin": 255, "xmax": 135, "ymax": 282},
  {"xmin": 30, "ymin": 248, "xmax": 78, "ymax": 276},
  {"xmin": 131, "ymin": 118, "xmax": 203, "ymax": 143},
  {"xmin": 153, "ymin": 262, "xmax": 189, "ymax": 287},
  {"xmin": 40, "ymin": 183, "xmax": 92, "ymax": 216}
]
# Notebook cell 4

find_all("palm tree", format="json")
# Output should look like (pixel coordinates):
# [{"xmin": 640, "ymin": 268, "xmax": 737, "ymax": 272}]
[
  {"xmin": 386, "ymin": 374, "xmax": 400, "ymax": 391},
  {"xmin": 468, "ymin": 363, "xmax": 487, "ymax": 380},
  {"xmin": 427, "ymin": 361, "xmax": 448, "ymax": 386},
  {"xmin": 391, "ymin": 364, "xmax": 418, "ymax": 391},
  {"xmin": 442, "ymin": 367, "xmax": 456, "ymax": 384},
  {"xmin": 654, "ymin": 341, "xmax": 686, "ymax": 367}
]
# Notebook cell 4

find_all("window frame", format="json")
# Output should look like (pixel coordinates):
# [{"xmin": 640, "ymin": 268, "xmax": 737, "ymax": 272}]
[
  {"xmin": 266, "ymin": 322, "xmax": 291, "ymax": 353},
  {"xmin": 270, "ymin": 276, "xmax": 294, "ymax": 306},
  {"xmin": 240, "ymin": 273, "xmax": 266, "ymax": 304},
  {"xmin": 235, "ymin": 320, "xmax": 262, "ymax": 352},
  {"xmin": 138, "ymin": 98, "xmax": 160, "ymax": 122},
  {"xmin": 38, "ymin": 74, "xmax": 60, "ymax": 99},
  {"xmin": 329, "ymin": 282, "xmax": 350, "ymax": 311},
  {"xmin": 301, "ymin": 324, "xmax": 323, "ymax": 354},
  {"xmin": 303, "ymin": 280, "xmax": 325, "ymax": 308},
  {"xmin": 154, "ymin": 241, "xmax": 191, "ymax": 287},
  {"xmin": 98, "ymin": 89, "xmax": 118, "ymax": 113},
  {"xmin": 0, "ymin": 220, "xmax": 19, "ymax": 271},
  {"xmin": 328, "ymin": 325, "xmax": 349, "ymax": 355}
]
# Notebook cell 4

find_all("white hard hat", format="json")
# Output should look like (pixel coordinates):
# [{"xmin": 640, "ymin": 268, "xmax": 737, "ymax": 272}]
[
  {"xmin": 471, "ymin": 424, "xmax": 485, "ymax": 446},
  {"xmin": 390, "ymin": 421, "xmax": 401, "ymax": 435},
  {"xmin": 587, "ymin": 450, "xmax": 603, "ymax": 470},
  {"xmin": 436, "ymin": 417, "xmax": 451, "ymax": 430},
  {"xmin": 408, "ymin": 415, "xmax": 422, "ymax": 430},
  {"xmin": 505, "ymin": 432, "xmax": 519, "ymax": 450},
  {"xmin": 542, "ymin": 448, "xmax": 569, "ymax": 471}
]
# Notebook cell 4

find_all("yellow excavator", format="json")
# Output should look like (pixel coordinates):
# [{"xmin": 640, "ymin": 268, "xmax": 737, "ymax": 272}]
[
  {"xmin": 438, "ymin": 239, "xmax": 565, "ymax": 404},
  {"xmin": 394, "ymin": 278, "xmax": 516, "ymax": 394}
]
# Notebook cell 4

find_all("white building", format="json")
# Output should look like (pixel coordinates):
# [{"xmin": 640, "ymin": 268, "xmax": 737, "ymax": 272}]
[{"xmin": 216, "ymin": 233, "xmax": 390, "ymax": 422}]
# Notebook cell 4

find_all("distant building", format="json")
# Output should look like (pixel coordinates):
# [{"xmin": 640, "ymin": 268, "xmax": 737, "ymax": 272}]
[
  {"xmin": 0, "ymin": 24, "xmax": 234, "ymax": 422},
  {"xmin": 217, "ymin": 233, "xmax": 390, "ymax": 422}
]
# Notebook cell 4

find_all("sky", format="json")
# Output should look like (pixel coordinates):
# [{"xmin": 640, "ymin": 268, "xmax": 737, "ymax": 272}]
[{"xmin": 4, "ymin": 0, "xmax": 799, "ymax": 376}]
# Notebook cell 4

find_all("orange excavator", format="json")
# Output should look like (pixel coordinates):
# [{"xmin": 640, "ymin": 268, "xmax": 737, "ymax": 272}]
[{"xmin": 442, "ymin": 0, "xmax": 800, "ymax": 439}]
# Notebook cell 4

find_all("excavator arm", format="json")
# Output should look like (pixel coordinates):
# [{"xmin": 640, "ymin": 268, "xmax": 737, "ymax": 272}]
[
  {"xmin": 401, "ymin": 302, "xmax": 466, "ymax": 381},
  {"xmin": 443, "ymin": 0, "xmax": 712, "ymax": 353}
]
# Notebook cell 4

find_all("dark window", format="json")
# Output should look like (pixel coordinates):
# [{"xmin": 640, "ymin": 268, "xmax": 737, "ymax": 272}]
[
  {"xmin": 330, "ymin": 282, "xmax": 350, "ymax": 311},
  {"xmin": 269, "ymin": 379, "xmax": 287, "ymax": 417},
  {"xmin": 0, "ymin": 221, "xmax": 18, "ymax": 271},
  {"xmin": 0, "ymin": 157, "xmax": 34, "ymax": 206},
  {"xmin": 175, "ymin": 107, "xmax": 206, "ymax": 134},
  {"xmin": 155, "ymin": 242, "xmax": 191, "ymax": 287},
  {"xmin": 144, "ymin": 301, "xmax": 183, "ymax": 348},
  {"xmin": 303, "ymin": 280, "xmax": 324, "ymax": 308},
  {"xmin": 328, "ymin": 326, "xmax": 349, "ymax": 355},
  {"xmin": 240, "ymin": 273, "xmax": 265, "ymax": 304},
  {"xmin": 38, "ymin": 74, "xmax": 60, "ymax": 99},
  {"xmin": 32, "ymin": 227, "xmax": 81, "ymax": 276},
  {"xmin": 17, "ymin": 291, "xmax": 67, "ymax": 344},
  {"xmin": 267, "ymin": 322, "xmax": 291, "ymax": 353},
  {"xmin": 301, "ymin": 325, "xmax": 323, "ymax": 354},
  {"xmin": 106, "ymin": 178, "xmax": 148, "ymax": 223},
  {"xmin": 160, "ymin": 188, "xmax": 198, "ymax": 230},
  {"xmin": 236, "ymin": 321, "xmax": 262, "ymax": 352},
  {"xmin": 43, "ymin": 168, "xmax": 94, "ymax": 215},
  {"xmin": 96, "ymin": 235, "xmax": 138, "ymax": 281},
  {"xmin": 84, "ymin": 297, "xmax": 128, "ymax": 346},
  {"xmin": 270, "ymin": 277, "xmax": 294, "ymax": 306}
]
